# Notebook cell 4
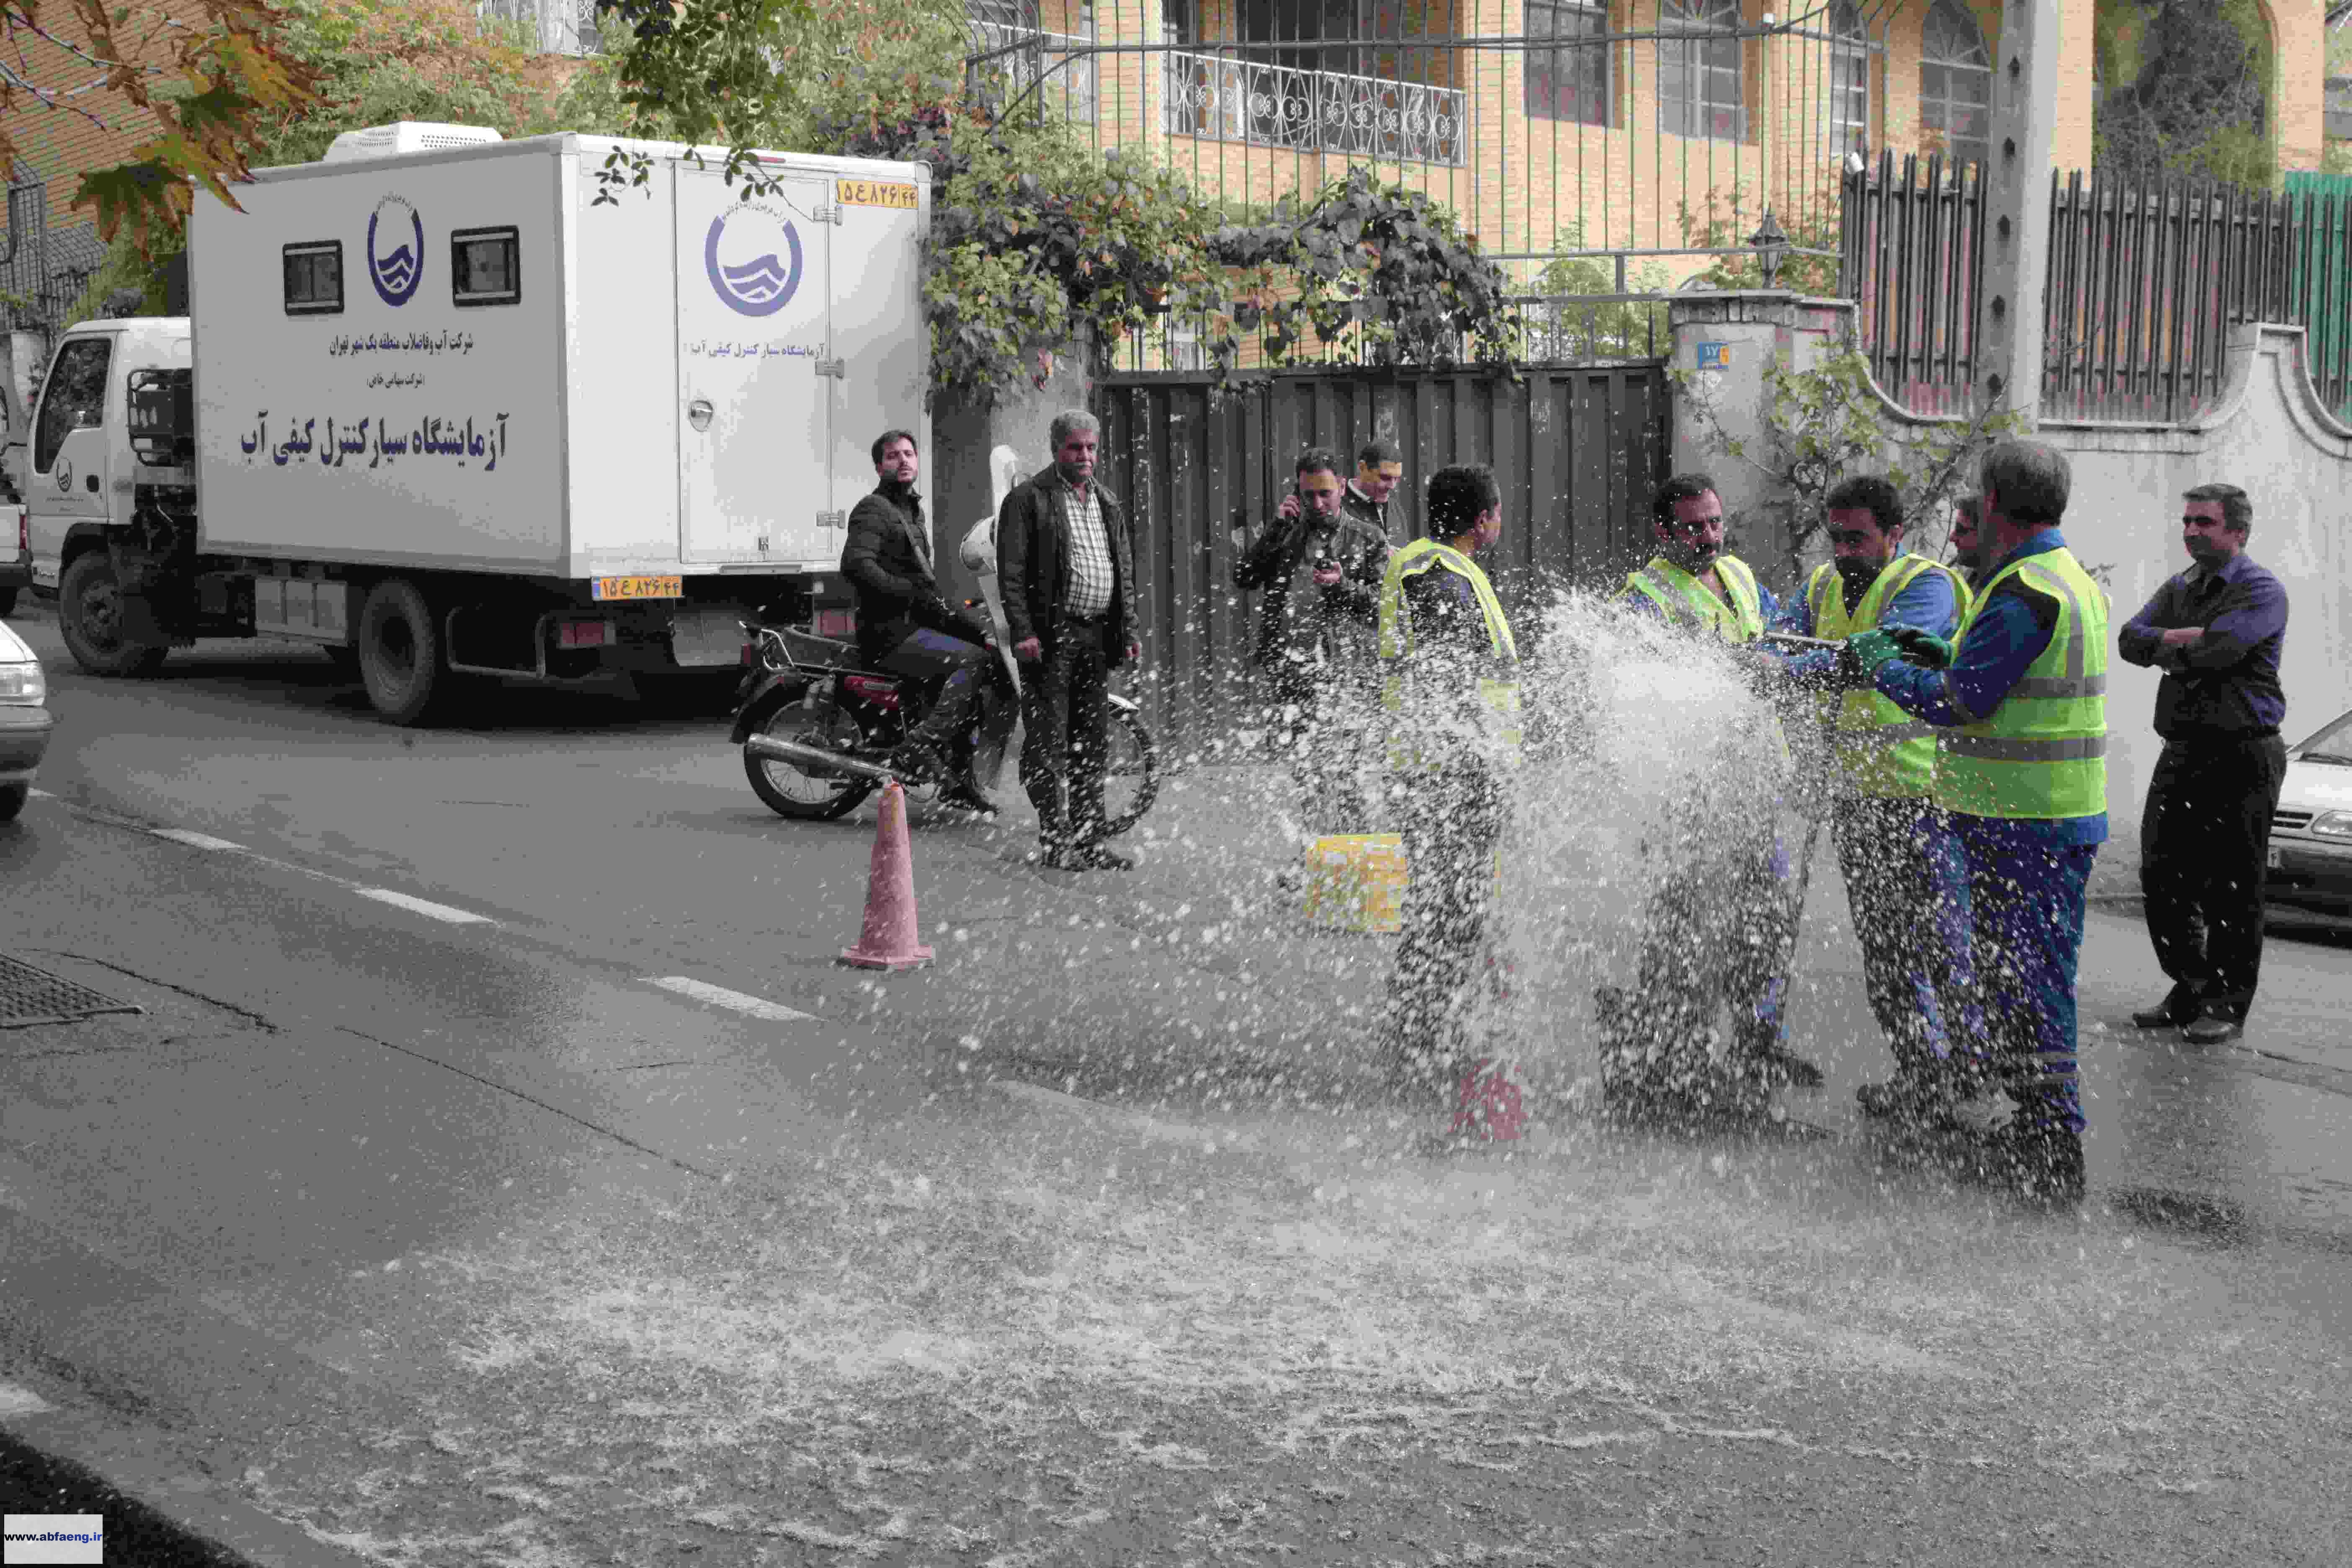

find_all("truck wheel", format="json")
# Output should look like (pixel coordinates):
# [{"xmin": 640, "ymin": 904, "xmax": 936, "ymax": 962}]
[
  {"xmin": 0, "ymin": 782, "xmax": 26, "ymax": 821},
  {"xmin": 0, "ymin": 588, "xmax": 16, "ymax": 617},
  {"xmin": 357, "ymin": 578, "xmax": 450, "ymax": 725},
  {"xmin": 58, "ymin": 552, "xmax": 168, "ymax": 677}
]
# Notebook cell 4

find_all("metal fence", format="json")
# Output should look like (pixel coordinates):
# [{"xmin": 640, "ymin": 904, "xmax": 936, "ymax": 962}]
[
  {"xmin": 2043, "ymin": 174, "xmax": 2352, "ymax": 424},
  {"xmin": 478, "ymin": 0, "xmax": 601, "ymax": 54},
  {"xmin": 0, "ymin": 179, "xmax": 105, "ymax": 337},
  {"xmin": 1848, "ymin": 159, "xmax": 2352, "ymax": 426},
  {"xmin": 1094, "ymin": 361, "xmax": 1670, "ymax": 750},
  {"xmin": 967, "ymin": 0, "xmax": 1898, "ymax": 291},
  {"xmin": 1839, "ymin": 150, "xmax": 1985, "ymax": 418}
]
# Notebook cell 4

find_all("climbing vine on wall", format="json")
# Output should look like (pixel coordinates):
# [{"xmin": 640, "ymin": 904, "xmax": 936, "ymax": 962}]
[
  {"xmin": 592, "ymin": 0, "xmax": 1523, "ymax": 405},
  {"xmin": 1678, "ymin": 342, "xmax": 2024, "ymax": 584}
]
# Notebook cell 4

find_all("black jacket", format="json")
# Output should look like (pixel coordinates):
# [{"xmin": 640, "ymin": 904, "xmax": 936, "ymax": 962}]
[
  {"xmin": 995, "ymin": 464, "xmax": 1135, "ymax": 662},
  {"xmin": 1343, "ymin": 482, "xmax": 1406, "ymax": 548},
  {"xmin": 840, "ymin": 485, "xmax": 986, "ymax": 664},
  {"xmin": 1233, "ymin": 502, "xmax": 1387, "ymax": 668}
]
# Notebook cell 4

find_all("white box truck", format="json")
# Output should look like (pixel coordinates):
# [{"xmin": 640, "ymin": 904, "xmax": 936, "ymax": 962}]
[{"xmin": 17, "ymin": 124, "xmax": 931, "ymax": 722}]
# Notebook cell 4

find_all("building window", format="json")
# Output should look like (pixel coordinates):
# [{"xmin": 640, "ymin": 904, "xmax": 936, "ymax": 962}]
[
  {"xmin": 1827, "ymin": 0, "xmax": 1869, "ymax": 160},
  {"xmin": 451, "ymin": 227, "xmax": 521, "ymax": 307},
  {"xmin": 1919, "ymin": 0, "xmax": 1991, "ymax": 168},
  {"xmin": 1526, "ymin": 0, "xmax": 1609, "ymax": 127},
  {"xmin": 282, "ymin": 241, "xmax": 344, "ymax": 316},
  {"xmin": 1658, "ymin": 0, "xmax": 1744, "ymax": 142}
]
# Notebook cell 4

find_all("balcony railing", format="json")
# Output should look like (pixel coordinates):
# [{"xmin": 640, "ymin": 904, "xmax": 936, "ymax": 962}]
[
  {"xmin": 971, "ymin": 21, "xmax": 1099, "ymax": 123},
  {"xmin": 1163, "ymin": 50, "xmax": 1467, "ymax": 168},
  {"xmin": 477, "ymin": 0, "xmax": 598, "ymax": 55}
]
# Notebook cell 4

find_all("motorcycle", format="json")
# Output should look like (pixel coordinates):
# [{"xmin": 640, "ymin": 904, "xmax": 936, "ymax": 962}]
[{"xmin": 731, "ymin": 589, "xmax": 1160, "ymax": 830}]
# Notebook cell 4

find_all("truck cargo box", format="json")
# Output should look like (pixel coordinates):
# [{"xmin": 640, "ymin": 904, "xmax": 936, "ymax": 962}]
[{"xmin": 188, "ymin": 133, "xmax": 931, "ymax": 583}]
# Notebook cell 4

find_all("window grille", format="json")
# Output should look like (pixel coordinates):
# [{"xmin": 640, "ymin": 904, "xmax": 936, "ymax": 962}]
[
  {"xmin": 282, "ymin": 241, "xmax": 344, "ymax": 316},
  {"xmin": 451, "ymin": 227, "xmax": 521, "ymax": 307},
  {"xmin": 1657, "ymin": 0, "xmax": 1744, "ymax": 143},
  {"xmin": 1525, "ymin": 0, "xmax": 1610, "ymax": 128},
  {"xmin": 1919, "ymin": 0, "xmax": 1991, "ymax": 168},
  {"xmin": 1827, "ymin": 0, "xmax": 1870, "ymax": 160}
]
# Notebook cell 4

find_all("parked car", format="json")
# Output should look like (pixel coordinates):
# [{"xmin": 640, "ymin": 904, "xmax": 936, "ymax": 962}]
[
  {"xmin": 0, "ymin": 500, "xmax": 26, "ymax": 617},
  {"xmin": 2266, "ymin": 705, "xmax": 2352, "ymax": 913},
  {"xmin": 0, "ymin": 613, "xmax": 50, "ymax": 819}
]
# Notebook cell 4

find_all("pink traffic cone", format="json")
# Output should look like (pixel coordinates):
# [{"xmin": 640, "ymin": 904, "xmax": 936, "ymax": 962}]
[
  {"xmin": 1449, "ymin": 1058, "xmax": 1528, "ymax": 1141},
  {"xmin": 839, "ymin": 779, "xmax": 935, "ymax": 971}
]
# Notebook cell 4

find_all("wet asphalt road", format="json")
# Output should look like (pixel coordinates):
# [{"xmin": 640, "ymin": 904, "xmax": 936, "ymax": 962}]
[{"xmin": 4, "ymin": 606, "xmax": 2352, "ymax": 1565}]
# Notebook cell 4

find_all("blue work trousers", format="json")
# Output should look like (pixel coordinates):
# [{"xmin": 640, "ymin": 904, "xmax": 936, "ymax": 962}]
[{"xmin": 1954, "ymin": 817, "xmax": 2098, "ymax": 1135}]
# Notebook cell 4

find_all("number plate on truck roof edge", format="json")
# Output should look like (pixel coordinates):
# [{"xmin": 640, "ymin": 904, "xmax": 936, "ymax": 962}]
[
  {"xmin": 591, "ymin": 575, "xmax": 684, "ymax": 601},
  {"xmin": 837, "ymin": 179, "xmax": 918, "ymax": 209}
]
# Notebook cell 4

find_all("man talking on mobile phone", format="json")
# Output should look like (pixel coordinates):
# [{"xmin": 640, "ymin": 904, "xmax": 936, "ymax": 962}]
[{"xmin": 1235, "ymin": 447, "xmax": 1392, "ymax": 835}]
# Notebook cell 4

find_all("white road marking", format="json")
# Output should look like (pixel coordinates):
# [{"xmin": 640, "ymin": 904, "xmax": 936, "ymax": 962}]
[
  {"xmin": 0, "ymin": 1380, "xmax": 55, "ymax": 1416},
  {"xmin": 27, "ymin": 787, "xmax": 52, "ymax": 798},
  {"xmin": 70, "ymin": 802, "xmax": 505, "ymax": 931},
  {"xmin": 355, "ymin": 887, "xmax": 497, "ymax": 925},
  {"xmin": 150, "ymin": 827, "xmax": 248, "ymax": 852},
  {"xmin": 644, "ymin": 975, "xmax": 820, "ymax": 1024}
]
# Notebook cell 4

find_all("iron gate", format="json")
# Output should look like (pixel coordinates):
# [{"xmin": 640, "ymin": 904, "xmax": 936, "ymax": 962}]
[{"xmin": 1094, "ymin": 361, "xmax": 1670, "ymax": 752}]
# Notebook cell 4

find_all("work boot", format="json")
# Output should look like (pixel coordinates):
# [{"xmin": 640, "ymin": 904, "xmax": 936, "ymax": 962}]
[
  {"xmin": 1744, "ymin": 1040, "xmax": 1825, "ymax": 1090},
  {"xmin": 938, "ymin": 782, "xmax": 999, "ymax": 818},
  {"xmin": 2130, "ymin": 981, "xmax": 2205, "ymax": 1030},
  {"xmin": 1987, "ymin": 1123, "xmax": 2086, "ymax": 1207},
  {"xmin": 1856, "ymin": 1062, "xmax": 1961, "ymax": 1123},
  {"xmin": 2182, "ymin": 1004, "xmax": 2244, "ymax": 1045}
]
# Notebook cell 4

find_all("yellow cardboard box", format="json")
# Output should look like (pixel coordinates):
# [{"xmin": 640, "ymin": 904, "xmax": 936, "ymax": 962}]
[{"xmin": 1302, "ymin": 833, "xmax": 1408, "ymax": 934}]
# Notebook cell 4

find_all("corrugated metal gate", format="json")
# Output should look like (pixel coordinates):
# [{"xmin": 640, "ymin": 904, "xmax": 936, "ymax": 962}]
[{"xmin": 1094, "ymin": 362, "xmax": 1670, "ymax": 753}]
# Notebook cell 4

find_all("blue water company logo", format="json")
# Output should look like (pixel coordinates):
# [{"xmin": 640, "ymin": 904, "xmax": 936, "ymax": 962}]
[
  {"xmin": 367, "ymin": 196, "xmax": 424, "ymax": 307},
  {"xmin": 703, "ymin": 201, "xmax": 803, "ymax": 318}
]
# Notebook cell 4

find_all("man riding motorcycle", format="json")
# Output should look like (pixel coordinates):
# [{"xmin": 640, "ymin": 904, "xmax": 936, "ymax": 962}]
[{"xmin": 841, "ymin": 428, "xmax": 999, "ymax": 815}]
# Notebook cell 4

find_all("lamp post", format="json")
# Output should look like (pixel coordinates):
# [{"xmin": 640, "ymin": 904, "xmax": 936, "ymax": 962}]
[{"xmin": 1749, "ymin": 207, "xmax": 1790, "ymax": 291}]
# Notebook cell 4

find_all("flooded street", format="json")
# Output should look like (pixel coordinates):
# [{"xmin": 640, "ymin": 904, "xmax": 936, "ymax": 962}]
[
  {"xmin": 236, "ymin": 1087, "xmax": 2352, "ymax": 1565},
  {"xmin": 4, "ymin": 605, "xmax": 2349, "ymax": 1565}
]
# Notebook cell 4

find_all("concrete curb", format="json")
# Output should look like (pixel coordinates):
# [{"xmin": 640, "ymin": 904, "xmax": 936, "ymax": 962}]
[{"xmin": 1, "ymin": 1394, "xmax": 358, "ymax": 1568}]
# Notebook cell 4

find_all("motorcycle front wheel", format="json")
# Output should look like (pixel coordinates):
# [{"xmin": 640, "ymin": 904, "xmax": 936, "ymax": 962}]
[
  {"xmin": 743, "ymin": 699, "xmax": 879, "ymax": 821},
  {"xmin": 1098, "ymin": 705, "xmax": 1160, "ymax": 838}
]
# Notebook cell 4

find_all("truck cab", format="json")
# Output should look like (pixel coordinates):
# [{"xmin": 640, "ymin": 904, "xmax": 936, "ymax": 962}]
[{"xmin": 24, "ymin": 318, "xmax": 191, "ymax": 590}]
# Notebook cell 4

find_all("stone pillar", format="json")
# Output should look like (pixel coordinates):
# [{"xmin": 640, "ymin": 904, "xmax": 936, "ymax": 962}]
[
  {"xmin": 1668, "ymin": 291, "xmax": 1853, "ymax": 591},
  {"xmin": 1977, "ymin": 0, "xmax": 2061, "ymax": 426}
]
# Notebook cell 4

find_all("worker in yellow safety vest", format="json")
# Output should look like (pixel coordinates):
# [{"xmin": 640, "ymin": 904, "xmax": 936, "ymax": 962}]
[
  {"xmin": 1756, "ymin": 475, "xmax": 1976, "ymax": 1126},
  {"xmin": 1596, "ymin": 473, "xmax": 1821, "ymax": 1123},
  {"xmin": 1851, "ymin": 439, "xmax": 2109, "ymax": 1206},
  {"xmin": 1375, "ymin": 464, "xmax": 1521, "ymax": 1112}
]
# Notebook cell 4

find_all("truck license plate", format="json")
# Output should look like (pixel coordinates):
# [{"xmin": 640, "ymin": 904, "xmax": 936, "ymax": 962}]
[{"xmin": 592, "ymin": 575, "xmax": 683, "ymax": 601}]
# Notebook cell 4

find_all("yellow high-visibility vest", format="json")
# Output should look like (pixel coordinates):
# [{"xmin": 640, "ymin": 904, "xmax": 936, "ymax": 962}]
[
  {"xmin": 1805, "ymin": 551, "xmax": 1966, "ymax": 800},
  {"xmin": 1934, "ymin": 547, "xmax": 2110, "ymax": 821},
  {"xmin": 1377, "ymin": 538, "xmax": 1521, "ymax": 772},
  {"xmin": 1618, "ymin": 554, "xmax": 1766, "ymax": 642}
]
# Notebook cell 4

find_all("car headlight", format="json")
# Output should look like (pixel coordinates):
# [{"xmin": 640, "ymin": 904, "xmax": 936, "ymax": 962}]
[
  {"xmin": 0, "ymin": 661, "xmax": 43, "ymax": 705},
  {"xmin": 2312, "ymin": 810, "xmax": 2352, "ymax": 839}
]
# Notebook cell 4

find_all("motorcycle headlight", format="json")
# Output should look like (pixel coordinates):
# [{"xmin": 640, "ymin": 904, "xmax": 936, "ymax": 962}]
[
  {"xmin": 2311, "ymin": 810, "xmax": 2352, "ymax": 839},
  {"xmin": 0, "ymin": 660, "xmax": 44, "ymax": 705}
]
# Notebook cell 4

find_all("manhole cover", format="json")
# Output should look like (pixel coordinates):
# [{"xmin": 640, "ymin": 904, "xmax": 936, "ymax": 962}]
[{"xmin": 0, "ymin": 954, "xmax": 144, "ymax": 1029}]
